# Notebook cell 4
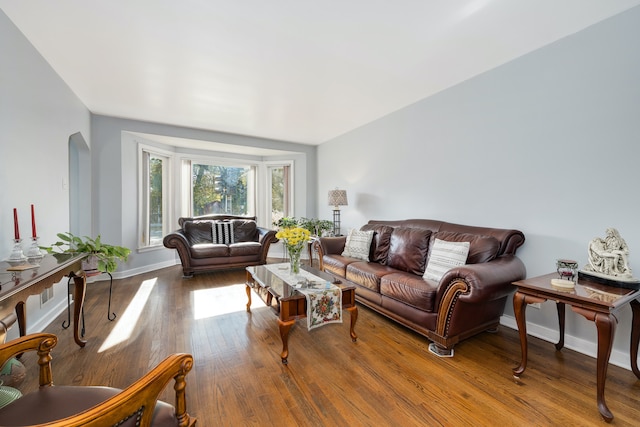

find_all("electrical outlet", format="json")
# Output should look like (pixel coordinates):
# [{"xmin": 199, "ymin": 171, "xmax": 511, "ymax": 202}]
[{"xmin": 529, "ymin": 302, "xmax": 541, "ymax": 309}]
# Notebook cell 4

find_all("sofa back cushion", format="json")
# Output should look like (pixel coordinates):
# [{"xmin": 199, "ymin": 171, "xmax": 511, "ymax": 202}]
[
  {"xmin": 232, "ymin": 219, "xmax": 259, "ymax": 242},
  {"xmin": 183, "ymin": 221, "xmax": 214, "ymax": 245},
  {"xmin": 432, "ymin": 231, "xmax": 500, "ymax": 264},
  {"xmin": 360, "ymin": 224, "xmax": 394, "ymax": 263},
  {"xmin": 386, "ymin": 227, "xmax": 432, "ymax": 275}
]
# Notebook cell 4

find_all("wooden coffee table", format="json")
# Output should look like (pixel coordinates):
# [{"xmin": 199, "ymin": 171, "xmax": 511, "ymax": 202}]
[
  {"xmin": 246, "ymin": 264, "xmax": 358, "ymax": 364},
  {"xmin": 512, "ymin": 273, "xmax": 640, "ymax": 422}
]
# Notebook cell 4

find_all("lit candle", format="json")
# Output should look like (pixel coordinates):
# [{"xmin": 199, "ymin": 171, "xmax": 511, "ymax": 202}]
[
  {"xmin": 13, "ymin": 208, "xmax": 20, "ymax": 240},
  {"xmin": 31, "ymin": 204, "xmax": 37, "ymax": 238}
]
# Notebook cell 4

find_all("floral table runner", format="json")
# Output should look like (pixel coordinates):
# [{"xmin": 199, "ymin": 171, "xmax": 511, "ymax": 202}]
[{"xmin": 265, "ymin": 263, "xmax": 342, "ymax": 330}]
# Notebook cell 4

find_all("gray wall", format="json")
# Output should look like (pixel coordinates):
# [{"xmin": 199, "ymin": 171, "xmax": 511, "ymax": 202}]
[
  {"xmin": 90, "ymin": 115, "xmax": 317, "ymax": 274},
  {"xmin": 1, "ymin": 10, "xmax": 91, "ymax": 337},
  {"xmin": 317, "ymin": 7, "xmax": 640, "ymax": 369}
]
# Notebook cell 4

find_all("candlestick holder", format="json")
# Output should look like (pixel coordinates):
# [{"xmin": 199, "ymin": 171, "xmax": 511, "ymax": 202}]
[
  {"xmin": 26, "ymin": 236, "xmax": 44, "ymax": 264},
  {"xmin": 8, "ymin": 239, "xmax": 26, "ymax": 265}
]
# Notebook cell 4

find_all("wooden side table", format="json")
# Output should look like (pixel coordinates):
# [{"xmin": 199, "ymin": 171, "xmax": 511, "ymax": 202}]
[{"xmin": 512, "ymin": 273, "xmax": 640, "ymax": 422}]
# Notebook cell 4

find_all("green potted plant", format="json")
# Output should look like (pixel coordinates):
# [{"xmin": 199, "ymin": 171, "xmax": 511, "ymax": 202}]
[
  {"xmin": 273, "ymin": 216, "xmax": 299, "ymax": 229},
  {"xmin": 40, "ymin": 232, "xmax": 131, "ymax": 275},
  {"xmin": 299, "ymin": 218, "xmax": 334, "ymax": 237}
]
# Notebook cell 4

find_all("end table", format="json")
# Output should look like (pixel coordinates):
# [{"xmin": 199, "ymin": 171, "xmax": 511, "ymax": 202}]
[{"xmin": 512, "ymin": 273, "xmax": 640, "ymax": 422}]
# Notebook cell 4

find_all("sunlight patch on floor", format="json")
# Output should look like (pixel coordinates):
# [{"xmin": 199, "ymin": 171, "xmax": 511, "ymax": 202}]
[
  {"xmin": 98, "ymin": 277, "xmax": 157, "ymax": 353},
  {"xmin": 193, "ymin": 284, "xmax": 266, "ymax": 320}
]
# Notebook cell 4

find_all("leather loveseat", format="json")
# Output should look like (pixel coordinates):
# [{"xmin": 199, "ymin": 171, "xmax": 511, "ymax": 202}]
[
  {"xmin": 163, "ymin": 215, "xmax": 278, "ymax": 277},
  {"xmin": 315, "ymin": 219, "xmax": 526, "ymax": 356}
]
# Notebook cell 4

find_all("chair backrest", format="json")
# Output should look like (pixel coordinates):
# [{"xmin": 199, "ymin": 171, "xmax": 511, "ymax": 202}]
[{"xmin": 0, "ymin": 333, "xmax": 197, "ymax": 427}]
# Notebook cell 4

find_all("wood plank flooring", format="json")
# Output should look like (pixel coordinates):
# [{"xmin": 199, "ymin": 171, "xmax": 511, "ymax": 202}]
[{"xmin": 14, "ymin": 263, "xmax": 640, "ymax": 426}]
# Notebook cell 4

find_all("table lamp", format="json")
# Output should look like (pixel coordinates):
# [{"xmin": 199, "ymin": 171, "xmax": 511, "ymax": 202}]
[{"xmin": 328, "ymin": 189, "xmax": 348, "ymax": 236}]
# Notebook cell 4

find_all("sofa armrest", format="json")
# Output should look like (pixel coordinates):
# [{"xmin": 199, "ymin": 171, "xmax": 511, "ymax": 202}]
[
  {"xmin": 315, "ymin": 236, "xmax": 347, "ymax": 270},
  {"xmin": 257, "ymin": 227, "xmax": 278, "ymax": 262},
  {"xmin": 163, "ymin": 230, "xmax": 193, "ymax": 272},
  {"xmin": 435, "ymin": 255, "xmax": 527, "ymax": 306},
  {"xmin": 316, "ymin": 236, "xmax": 347, "ymax": 256}
]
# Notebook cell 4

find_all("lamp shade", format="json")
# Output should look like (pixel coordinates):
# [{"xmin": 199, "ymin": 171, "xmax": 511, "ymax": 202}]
[{"xmin": 328, "ymin": 189, "xmax": 348, "ymax": 208}]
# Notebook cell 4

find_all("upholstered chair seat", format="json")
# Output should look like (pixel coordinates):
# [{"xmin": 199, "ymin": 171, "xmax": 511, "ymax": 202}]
[{"xmin": 0, "ymin": 333, "xmax": 196, "ymax": 427}]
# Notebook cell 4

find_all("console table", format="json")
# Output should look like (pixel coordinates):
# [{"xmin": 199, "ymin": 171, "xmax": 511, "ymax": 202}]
[
  {"xmin": 512, "ymin": 273, "xmax": 640, "ymax": 422},
  {"xmin": 0, "ymin": 254, "xmax": 87, "ymax": 347}
]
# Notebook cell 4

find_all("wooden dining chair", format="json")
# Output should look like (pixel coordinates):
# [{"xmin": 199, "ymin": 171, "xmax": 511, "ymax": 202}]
[{"xmin": 0, "ymin": 333, "xmax": 196, "ymax": 426}]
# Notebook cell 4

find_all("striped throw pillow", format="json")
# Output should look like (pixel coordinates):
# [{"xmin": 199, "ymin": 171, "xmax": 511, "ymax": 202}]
[
  {"xmin": 212, "ymin": 221, "xmax": 235, "ymax": 244},
  {"xmin": 423, "ymin": 239, "xmax": 470, "ymax": 282},
  {"xmin": 341, "ymin": 229, "xmax": 374, "ymax": 261}
]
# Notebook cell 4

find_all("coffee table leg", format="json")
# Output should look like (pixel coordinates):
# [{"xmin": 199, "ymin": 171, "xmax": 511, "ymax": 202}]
[
  {"xmin": 245, "ymin": 284, "xmax": 252, "ymax": 312},
  {"xmin": 347, "ymin": 306, "xmax": 358, "ymax": 342},
  {"xmin": 278, "ymin": 319, "xmax": 294, "ymax": 364}
]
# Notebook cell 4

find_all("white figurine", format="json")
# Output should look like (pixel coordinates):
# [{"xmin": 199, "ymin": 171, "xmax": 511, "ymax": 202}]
[{"xmin": 584, "ymin": 228, "xmax": 633, "ymax": 279}]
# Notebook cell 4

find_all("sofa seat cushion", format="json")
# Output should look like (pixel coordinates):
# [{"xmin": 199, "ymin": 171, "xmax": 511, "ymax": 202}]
[
  {"xmin": 346, "ymin": 262, "xmax": 398, "ymax": 293},
  {"xmin": 189, "ymin": 243, "xmax": 229, "ymax": 258},
  {"xmin": 432, "ymin": 231, "xmax": 500, "ymax": 264},
  {"xmin": 322, "ymin": 255, "xmax": 359, "ymax": 277},
  {"xmin": 229, "ymin": 241, "xmax": 262, "ymax": 257},
  {"xmin": 386, "ymin": 227, "xmax": 432, "ymax": 275},
  {"xmin": 380, "ymin": 272, "xmax": 438, "ymax": 312}
]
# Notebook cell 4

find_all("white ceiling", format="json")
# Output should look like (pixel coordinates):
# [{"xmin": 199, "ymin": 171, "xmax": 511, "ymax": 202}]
[{"xmin": 2, "ymin": 0, "xmax": 640, "ymax": 145}]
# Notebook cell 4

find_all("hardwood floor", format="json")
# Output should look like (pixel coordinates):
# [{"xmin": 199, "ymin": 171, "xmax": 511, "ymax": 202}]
[{"xmin": 15, "ymin": 263, "xmax": 640, "ymax": 426}]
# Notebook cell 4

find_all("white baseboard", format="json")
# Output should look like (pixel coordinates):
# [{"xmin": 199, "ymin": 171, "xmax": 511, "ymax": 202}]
[
  {"xmin": 89, "ymin": 259, "xmax": 179, "ymax": 282},
  {"xmin": 500, "ymin": 315, "xmax": 631, "ymax": 372}
]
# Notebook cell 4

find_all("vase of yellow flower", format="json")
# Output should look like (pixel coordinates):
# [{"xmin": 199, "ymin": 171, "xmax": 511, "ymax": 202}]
[{"xmin": 276, "ymin": 226, "xmax": 311, "ymax": 274}]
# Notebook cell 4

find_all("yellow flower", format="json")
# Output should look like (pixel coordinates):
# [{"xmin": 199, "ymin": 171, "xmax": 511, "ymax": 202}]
[{"xmin": 277, "ymin": 227, "xmax": 311, "ymax": 251}]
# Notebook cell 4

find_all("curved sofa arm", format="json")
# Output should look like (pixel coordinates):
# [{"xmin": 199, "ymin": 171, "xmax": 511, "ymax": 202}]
[
  {"xmin": 314, "ymin": 236, "xmax": 347, "ymax": 270},
  {"xmin": 163, "ymin": 230, "xmax": 193, "ymax": 270},
  {"xmin": 435, "ymin": 255, "xmax": 527, "ymax": 306},
  {"xmin": 257, "ymin": 227, "xmax": 278, "ymax": 262}
]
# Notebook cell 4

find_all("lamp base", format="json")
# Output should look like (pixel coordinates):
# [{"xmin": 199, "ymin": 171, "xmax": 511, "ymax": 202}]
[{"xmin": 332, "ymin": 209, "xmax": 341, "ymax": 236}]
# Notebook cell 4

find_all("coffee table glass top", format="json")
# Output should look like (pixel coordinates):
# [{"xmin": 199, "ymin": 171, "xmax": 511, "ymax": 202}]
[{"xmin": 247, "ymin": 264, "xmax": 352, "ymax": 301}]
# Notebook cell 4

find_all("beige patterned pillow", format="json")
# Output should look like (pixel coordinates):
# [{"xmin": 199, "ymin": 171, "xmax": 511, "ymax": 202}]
[
  {"xmin": 341, "ymin": 229, "xmax": 374, "ymax": 261},
  {"xmin": 423, "ymin": 239, "xmax": 470, "ymax": 282}
]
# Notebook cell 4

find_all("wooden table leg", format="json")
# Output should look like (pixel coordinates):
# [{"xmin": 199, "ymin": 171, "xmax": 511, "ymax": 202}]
[
  {"xmin": 347, "ymin": 306, "xmax": 358, "ymax": 342},
  {"xmin": 630, "ymin": 299, "xmax": 640, "ymax": 379},
  {"xmin": 513, "ymin": 291, "xmax": 545, "ymax": 378},
  {"xmin": 245, "ymin": 283, "xmax": 252, "ymax": 313},
  {"xmin": 15, "ymin": 301, "xmax": 26, "ymax": 338},
  {"xmin": 278, "ymin": 318, "xmax": 295, "ymax": 364},
  {"xmin": 71, "ymin": 272, "xmax": 87, "ymax": 348},
  {"xmin": 512, "ymin": 292, "xmax": 528, "ymax": 377},
  {"xmin": 573, "ymin": 306, "xmax": 616, "ymax": 422},
  {"xmin": 555, "ymin": 302, "xmax": 565, "ymax": 351}
]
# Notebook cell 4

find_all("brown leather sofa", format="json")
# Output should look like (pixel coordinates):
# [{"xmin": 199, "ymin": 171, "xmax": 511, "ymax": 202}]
[
  {"xmin": 315, "ymin": 219, "xmax": 526, "ymax": 356},
  {"xmin": 163, "ymin": 215, "xmax": 278, "ymax": 277}
]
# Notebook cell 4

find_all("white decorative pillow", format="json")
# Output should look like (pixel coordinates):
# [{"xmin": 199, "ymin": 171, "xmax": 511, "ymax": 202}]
[
  {"xmin": 423, "ymin": 239, "xmax": 470, "ymax": 282},
  {"xmin": 212, "ymin": 221, "xmax": 235, "ymax": 244},
  {"xmin": 341, "ymin": 229, "xmax": 374, "ymax": 261}
]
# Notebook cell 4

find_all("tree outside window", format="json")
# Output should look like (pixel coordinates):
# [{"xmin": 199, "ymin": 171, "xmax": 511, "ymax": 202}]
[{"xmin": 192, "ymin": 164, "xmax": 249, "ymax": 216}]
